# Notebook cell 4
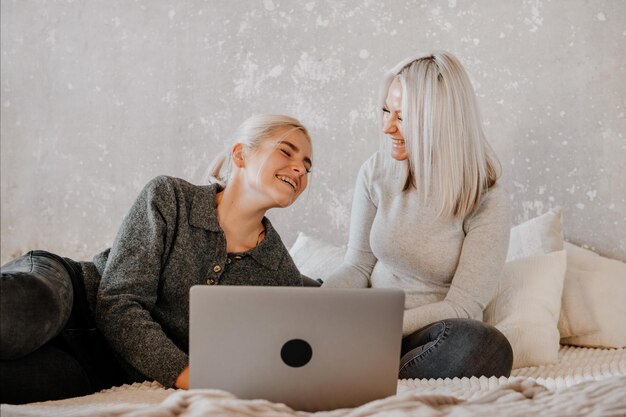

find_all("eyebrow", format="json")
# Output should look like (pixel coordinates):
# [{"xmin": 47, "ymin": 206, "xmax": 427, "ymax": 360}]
[{"xmin": 281, "ymin": 140, "xmax": 313, "ymax": 168}]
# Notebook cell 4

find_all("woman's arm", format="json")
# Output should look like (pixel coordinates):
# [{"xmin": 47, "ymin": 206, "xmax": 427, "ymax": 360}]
[
  {"xmin": 96, "ymin": 176, "xmax": 188, "ymax": 388},
  {"xmin": 323, "ymin": 160, "xmax": 378, "ymax": 288},
  {"xmin": 402, "ymin": 187, "xmax": 511, "ymax": 335}
]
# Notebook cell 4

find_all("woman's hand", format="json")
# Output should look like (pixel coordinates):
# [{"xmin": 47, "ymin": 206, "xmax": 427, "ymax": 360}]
[{"xmin": 174, "ymin": 366, "xmax": 190, "ymax": 389}]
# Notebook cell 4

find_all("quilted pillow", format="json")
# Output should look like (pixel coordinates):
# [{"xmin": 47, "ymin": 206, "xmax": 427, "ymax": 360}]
[
  {"xmin": 507, "ymin": 209, "xmax": 597, "ymax": 339},
  {"xmin": 484, "ymin": 250, "xmax": 567, "ymax": 369},
  {"xmin": 506, "ymin": 208, "xmax": 564, "ymax": 262},
  {"xmin": 560, "ymin": 243, "xmax": 626, "ymax": 348},
  {"xmin": 289, "ymin": 232, "xmax": 346, "ymax": 281}
]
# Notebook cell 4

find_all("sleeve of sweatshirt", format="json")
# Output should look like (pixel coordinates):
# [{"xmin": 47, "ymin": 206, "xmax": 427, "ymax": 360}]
[
  {"xmin": 402, "ymin": 186, "xmax": 511, "ymax": 335},
  {"xmin": 323, "ymin": 158, "xmax": 378, "ymax": 288},
  {"xmin": 96, "ymin": 176, "xmax": 188, "ymax": 387}
]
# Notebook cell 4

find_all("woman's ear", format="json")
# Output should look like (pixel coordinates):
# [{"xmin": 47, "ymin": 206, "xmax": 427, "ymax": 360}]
[{"xmin": 231, "ymin": 143, "xmax": 246, "ymax": 168}]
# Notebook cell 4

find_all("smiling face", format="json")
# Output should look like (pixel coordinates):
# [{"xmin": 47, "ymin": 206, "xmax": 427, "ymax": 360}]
[
  {"xmin": 242, "ymin": 127, "xmax": 313, "ymax": 208},
  {"xmin": 382, "ymin": 77, "xmax": 408, "ymax": 161}
]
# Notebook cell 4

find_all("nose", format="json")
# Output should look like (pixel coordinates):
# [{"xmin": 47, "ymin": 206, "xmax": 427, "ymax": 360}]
[
  {"xmin": 383, "ymin": 115, "xmax": 397, "ymax": 135},
  {"xmin": 291, "ymin": 160, "xmax": 306, "ymax": 175},
  {"xmin": 291, "ymin": 161, "xmax": 308, "ymax": 191}
]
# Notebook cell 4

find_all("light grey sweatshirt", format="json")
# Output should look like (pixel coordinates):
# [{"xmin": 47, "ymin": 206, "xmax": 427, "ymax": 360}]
[{"xmin": 323, "ymin": 152, "xmax": 511, "ymax": 336}]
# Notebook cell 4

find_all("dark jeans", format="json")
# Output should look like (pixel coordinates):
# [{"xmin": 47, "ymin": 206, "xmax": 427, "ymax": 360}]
[
  {"xmin": 399, "ymin": 318, "xmax": 513, "ymax": 379},
  {"xmin": 0, "ymin": 251, "xmax": 131, "ymax": 404}
]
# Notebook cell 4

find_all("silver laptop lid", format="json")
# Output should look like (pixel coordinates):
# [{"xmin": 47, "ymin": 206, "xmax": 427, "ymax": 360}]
[{"xmin": 190, "ymin": 286, "xmax": 404, "ymax": 412}]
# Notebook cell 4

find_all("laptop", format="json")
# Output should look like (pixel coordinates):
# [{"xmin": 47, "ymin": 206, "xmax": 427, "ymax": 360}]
[{"xmin": 189, "ymin": 286, "xmax": 405, "ymax": 412}]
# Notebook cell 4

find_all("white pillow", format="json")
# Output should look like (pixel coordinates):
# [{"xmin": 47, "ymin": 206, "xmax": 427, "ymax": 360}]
[
  {"xmin": 506, "ymin": 209, "xmax": 597, "ymax": 339},
  {"xmin": 484, "ymin": 250, "xmax": 567, "ymax": 369},
  {"xmin": 289, "ymin": 232, "xmax": 346, "ymax": 281},
  {"xmin": 557, "ymin": 246, "xmax": 599, "ymax": 339},
  {"xmin": 560, "ymin": 243, "xmax": 626, "ymax": 348},
  {"xmin": 507, "ymin": 208, "xmax": 564, "ymax": 262}
]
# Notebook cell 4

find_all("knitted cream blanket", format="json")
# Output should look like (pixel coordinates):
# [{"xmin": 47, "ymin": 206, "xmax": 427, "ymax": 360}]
[
  {"xmin": 2, "ymin": 346, "xmax": 625, "ymax": 417},
  {"xmin": 2, "ymin": 376, "xmax": 625, "ymax": 417}
]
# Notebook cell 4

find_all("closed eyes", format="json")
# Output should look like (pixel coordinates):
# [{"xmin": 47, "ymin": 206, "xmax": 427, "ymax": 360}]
[
  {"xmin": 382, "ymin": 107, "xmax": 402, "ymax": 121},
  {"xmin": 279, "ymin": 147, "xmax": 312, "ymax": 174}
]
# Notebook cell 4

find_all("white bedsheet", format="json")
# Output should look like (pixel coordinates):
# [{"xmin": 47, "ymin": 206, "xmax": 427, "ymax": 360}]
[{"xmin": 2, "ymin": 346, "xmax": 625, "ymax": 417}]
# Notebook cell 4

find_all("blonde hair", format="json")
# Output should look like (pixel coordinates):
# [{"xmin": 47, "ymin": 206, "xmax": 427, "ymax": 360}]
[
  {"xmin": 380, "ymin": 51, "xmax": 500, "ymax": 219},
  {"xmin": 206, "ymin": 114, "xmax": 311, "ymax": 186}
]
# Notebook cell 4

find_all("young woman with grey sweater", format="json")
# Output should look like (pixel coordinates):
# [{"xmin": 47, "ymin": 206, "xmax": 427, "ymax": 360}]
[
  {"xmin": 323, "ymin": 52, "xmax": 514, "ymax": 379},
  {"xmin": 0, "ymin": 114, "xmax": 314, "ymax": 404}
]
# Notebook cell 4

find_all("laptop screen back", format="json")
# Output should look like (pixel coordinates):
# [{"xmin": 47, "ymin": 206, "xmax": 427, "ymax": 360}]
[{"xmin": 190, "ymin": 286, "xmax": 404, "ymax": 412}]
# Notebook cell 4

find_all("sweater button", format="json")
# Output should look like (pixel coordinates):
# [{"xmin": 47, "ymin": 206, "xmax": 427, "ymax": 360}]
[
  {"xmin": 207, "ymin": 278, "xmax": 216, "ymax": 285},
  {"xmin": 213, "ymin": 265, "xmax": 222, "ymax": 273}
]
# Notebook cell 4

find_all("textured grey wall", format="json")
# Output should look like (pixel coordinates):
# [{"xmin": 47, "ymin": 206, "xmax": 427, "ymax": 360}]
[{"xmin": 2, "ymin": 0, "xmax": 625, "ymax": 264}]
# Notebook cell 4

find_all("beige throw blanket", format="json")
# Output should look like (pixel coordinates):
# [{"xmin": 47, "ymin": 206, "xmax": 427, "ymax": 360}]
[{"xmin": 3, "ymin": 376, "xmax": 625, "ymax": 417}]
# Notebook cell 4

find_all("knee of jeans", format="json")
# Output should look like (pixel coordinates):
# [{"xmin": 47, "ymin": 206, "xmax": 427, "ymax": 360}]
[
  {"xmin": 0, "ymin": 252, "xmax": 74, "ymax": 360},
  {"xmin": 449, "ymin": 319, "xmax": 513, "ymax": 370},
  {"xmin": 466, "ymin": 320, "xmax": 511, "ymax": 348},
  {"xmin": 401, "ymin": 319, "xmax": 514, "ymax": 379},
  {"xmin": 486, "ymin": 324, "xmax": 514, "ymax": 369},
  {"xmin": 472, "ymin": 321, "xmax": 513, "ymax": 376}
]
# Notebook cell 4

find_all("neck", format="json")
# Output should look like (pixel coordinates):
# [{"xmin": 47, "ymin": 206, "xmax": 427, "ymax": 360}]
[{"xmin": 216, "ymin": 181, "xmax": 267, "ymax": 252}]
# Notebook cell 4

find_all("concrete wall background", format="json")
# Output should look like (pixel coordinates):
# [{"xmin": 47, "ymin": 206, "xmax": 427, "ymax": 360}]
[{"xmin": 2, "ymin": 0, "xmax": 625, "ymax": 263}]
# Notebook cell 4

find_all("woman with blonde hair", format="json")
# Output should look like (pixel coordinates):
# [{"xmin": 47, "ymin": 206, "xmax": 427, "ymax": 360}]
[
  {"xmin": 323, "ymin": 52, "xmax": 513, "ymax": 379},
  {"xmin": 0, "ymin": 114, "xmax": 314, "ymax": 403}
]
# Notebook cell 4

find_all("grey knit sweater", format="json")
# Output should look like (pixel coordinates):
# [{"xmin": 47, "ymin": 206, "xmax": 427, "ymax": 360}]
[
  {"xmin": 323, "ymin": 152, "xmax": 511, "ymax": 336},
  {"xmin": 80, "ymin": 176, "xmax": 302, "ymax": 387}
]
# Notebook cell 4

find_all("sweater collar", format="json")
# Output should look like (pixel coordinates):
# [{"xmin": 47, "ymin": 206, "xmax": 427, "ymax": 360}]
[
  {"xmin": 239, "ymin": 217, "xmax": 284, "ymax": 271},
  {"xmin": 189, "ymin": 182, "xmax": 222, "ymax": 232}
]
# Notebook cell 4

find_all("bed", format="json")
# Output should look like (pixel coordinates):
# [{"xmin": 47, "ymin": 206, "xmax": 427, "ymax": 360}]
[
  {"xmin": 2, "ymin": 210, "xmax": 625, "ymax": 416},
  {"xmin": 2, "ymin": 345, "xmax": 624, "ymax": 416}
]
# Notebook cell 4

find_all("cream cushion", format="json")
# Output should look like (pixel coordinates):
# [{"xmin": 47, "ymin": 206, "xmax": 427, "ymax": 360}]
[
  {"xmin": 507, "ymin": 208, "xmax": 564, "ymax": 262},
  {"xmin": 560, "ymin": 243, "xmax": 626, "ymax": 348},
  {"xmin": 484, "ymin": 250, "xmax": 567, "ymax": 369},
  {"xmin": 289, "ymin": 232, "xmax": 346, "ymax": 281},
  {"xmin": 508, "ymin": 209, "xmax": 597, "ymax": 339}
]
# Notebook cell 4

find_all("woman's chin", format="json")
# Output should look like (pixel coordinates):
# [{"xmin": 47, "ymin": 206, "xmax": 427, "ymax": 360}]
[
  {"xmin": 391, "ymin": 149, "xmax": 408, "ymax": 161},
  {"xmin": 268, "ymin": 192, "xmax": 297, "ymax": 208}
]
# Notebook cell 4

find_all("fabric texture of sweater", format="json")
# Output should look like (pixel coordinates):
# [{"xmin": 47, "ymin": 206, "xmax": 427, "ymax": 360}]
[
  {"xmin": 80, "ymin": 175, "xmax": 302, "ymax": 388},
  {"xmin": 323, "ymin": 152, "xmax": 511, "ymax": 336}
]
